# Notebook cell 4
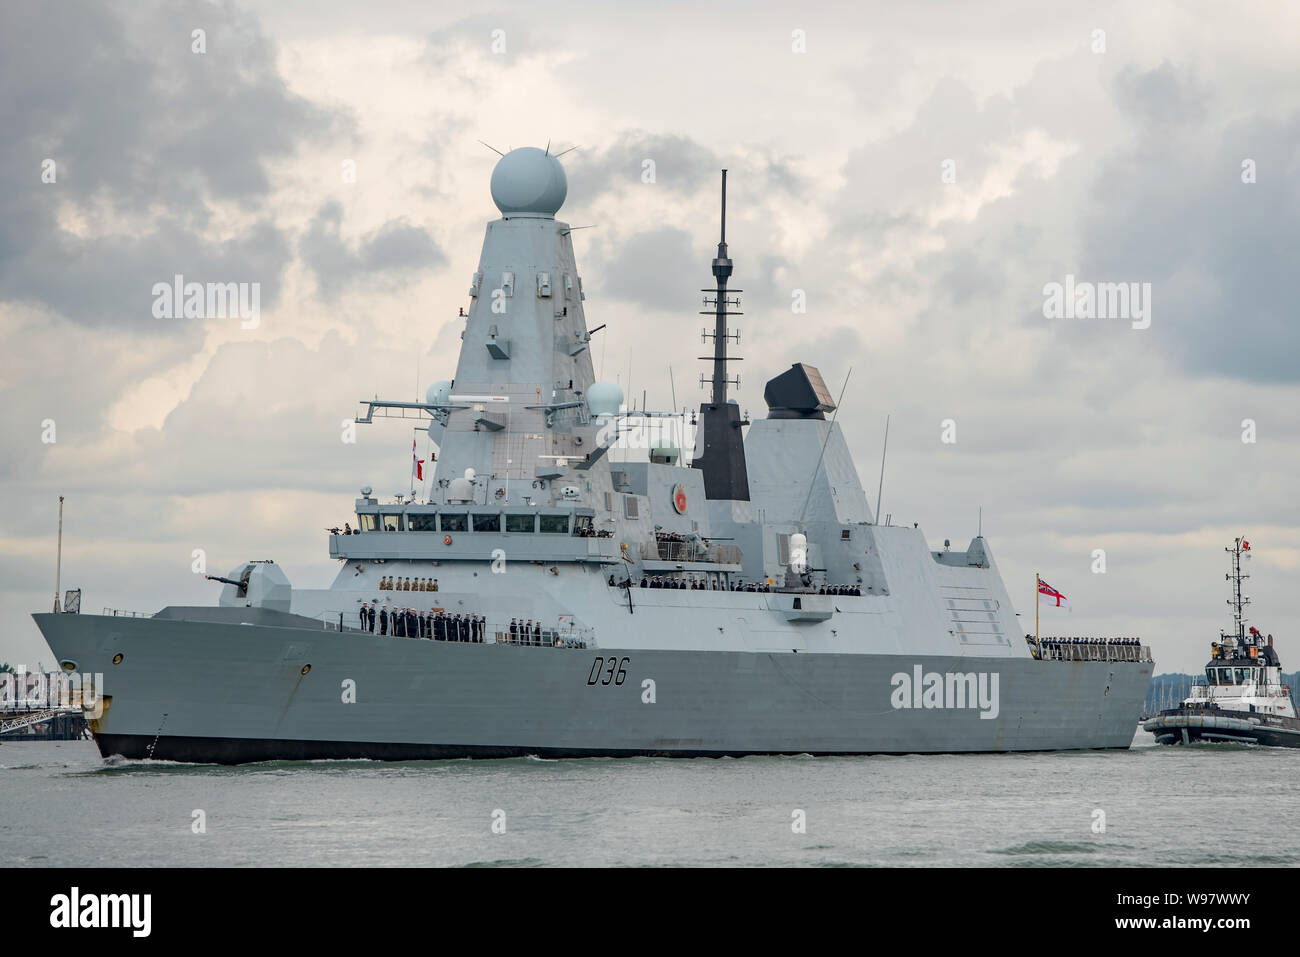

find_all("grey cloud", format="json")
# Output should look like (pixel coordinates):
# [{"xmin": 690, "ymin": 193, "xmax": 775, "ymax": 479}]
[
  {"xmin": 589, "ymin": 226, "xmax": 701, "ymax": 311},
  {"xmin": 1111, "ymin": 60, "xmax": 1207, "ymax": 131},
  {"xmin": 1078, "ymin": 71, "xmax": 1299, "ymax": 382},
  {"xmin": 300, "ymin": 201, "xmax": 446, "ymax": 300},
  {"xmin": 563, "ymin": 132, "xmax": 808, "ymax": 215},
  {"xmin": 564, "ymin": 134, "xmax": 721, "ymax": 210},
  {"xmin": 0, "ymin": 0, "xmax": 345, "ymax": 326}
]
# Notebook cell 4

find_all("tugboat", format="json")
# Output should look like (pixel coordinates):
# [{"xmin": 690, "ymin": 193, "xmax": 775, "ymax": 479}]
[{"xmin": 1145, "ymin": 538, "xmax": 1298, "ymax": 747}]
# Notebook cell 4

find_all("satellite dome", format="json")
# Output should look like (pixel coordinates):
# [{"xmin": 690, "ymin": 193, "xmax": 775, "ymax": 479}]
[
  {"xmin": 426, "ymin": 380, "xmax": 451, "ymax": 406},
  {"xmin": 586, "ymin": 381, "xmax": 623, "ymax": 417},
  {"xmin": 490, "ymin": 147, "xmax": 567, "ymax": 217}
]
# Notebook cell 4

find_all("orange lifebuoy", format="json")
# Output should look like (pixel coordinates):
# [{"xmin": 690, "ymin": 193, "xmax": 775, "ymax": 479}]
[{"xmin": 443, "ymin": 535, "xmax": 453, "ymax": 545}]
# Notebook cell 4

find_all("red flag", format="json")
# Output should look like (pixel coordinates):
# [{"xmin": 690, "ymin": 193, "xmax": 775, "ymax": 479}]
[
  {"xmin": 412, "ymin": 439, "xmax": 424, "ymax": 482},
  {"xmin": 1242, "ymin": 540, "xmax": 1250, "ymax": 550}
]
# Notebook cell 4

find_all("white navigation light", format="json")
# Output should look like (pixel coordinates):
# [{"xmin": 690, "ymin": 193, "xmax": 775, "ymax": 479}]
[
  {"xmin": 426, "ymin": 380, "xmax": 451, "ymax": 406},
  {"xmin": 586, "ymin": 381, "xmax": 623, "ymax": 417},
  {"xmin": 490, "ymin": 147, "xmax": 567, "ymax": 217}
]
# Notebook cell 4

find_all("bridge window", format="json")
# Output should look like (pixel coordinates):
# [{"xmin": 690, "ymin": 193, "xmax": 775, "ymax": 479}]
[
  {"xmin": 379, "ymin": 512, "xmax": 404, "ymax": 531},
  {"xmin": 539, "ymin": 514, "xmax": 570, "ymax": 534},
  {"xmin": 358, "ymin": 513, "xmax": 379, "ymax": 532},
  {"xmin": 440, "ymin": 513, "xmax": 468, "ymax": 532},
  {"xmin": 472, "ymin": 513, "xmax": 501, "ymax": 532},
  {"xmin": 407, "ymin": 514, "xmax": 437, "ymax": 531},
  {"xmin": 505, "ymin": 514, "xmax": 535, "ymax": 533}
]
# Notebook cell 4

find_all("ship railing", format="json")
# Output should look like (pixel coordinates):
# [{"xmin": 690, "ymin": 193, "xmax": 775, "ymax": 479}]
[
  {"xmin": 493, "ymin": 625, "xmax": 593, "ymax": 650},
  {"xmin": 1036, "ymin": 639, "xmax": 1151, "ymax": 663},
  {"xmin": 341, "ymin": 616, "xmax": 594, "ymax": 647},
  {"xmin": 101, "ymin": 607, "xmax": 151, "ymax": 618},
  {"xmin": 641, "ymin": 540, "xmax": 742, "ymax": 564}
]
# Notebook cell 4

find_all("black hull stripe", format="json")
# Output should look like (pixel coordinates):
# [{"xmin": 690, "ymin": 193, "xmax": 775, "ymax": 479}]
[
  {"xmin": 94, "ymin": 733, "xmax": 1134, "ymax": 765},
  {"xmin": 1155, "ymin": 729, "xmax": 1300, "ymax": 748}
]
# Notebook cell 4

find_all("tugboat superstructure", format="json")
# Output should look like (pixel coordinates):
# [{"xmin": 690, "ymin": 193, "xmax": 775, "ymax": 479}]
[{"xmin": 1145, "ymin": 538, "xmax": 1298, "ymax": 746}]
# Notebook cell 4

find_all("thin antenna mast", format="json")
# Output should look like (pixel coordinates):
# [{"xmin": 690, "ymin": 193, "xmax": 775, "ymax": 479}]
[
  {"xmin": 797, "ymin": 369, "xmax": 853, "ymax": 524},
  {"xmin": 875, "ymin": 415, "xmax": 890, "ymax": 524},
  {"xmin": 53, "ymin": 495, "xmax": 64, "ymax": 613}
]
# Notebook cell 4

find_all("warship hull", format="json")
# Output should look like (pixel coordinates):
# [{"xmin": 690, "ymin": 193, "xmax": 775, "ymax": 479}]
[{"xmin": 36, "ymin": 613, "xmax": 1150, "ymax": 763}]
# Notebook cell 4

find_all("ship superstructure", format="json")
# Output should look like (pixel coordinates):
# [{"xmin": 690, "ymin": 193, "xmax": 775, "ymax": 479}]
[{"xmin": 35, "ymin": 147, "xmax": 1153, "ymax": 762}]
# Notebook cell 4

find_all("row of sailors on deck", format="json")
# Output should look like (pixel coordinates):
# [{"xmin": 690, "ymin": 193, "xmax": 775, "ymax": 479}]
[
  {"xmin": 1026, "ymin": 635, "xmax": 1141, "ymax": 647},
  {"xmin": 637, "ymin": 576, "xmax": 718, "ymax": 590},
  {"xmin": 508, "ymin": 619, "xmax": 550, "ymax": 645},
  {"xmin": 380, "ymin": 576, "xmax": 439, "ymax": 591},
  {"xmin": 625, "ymin": 576, "xmax": 863, "ymax": 595},
  {"xmin": 818, "ymin": 584, "xmax": 862, "ymax": 596},
  {"xmin": 359, "ymin": 603, "xmax": 484, "ymax": 642}
]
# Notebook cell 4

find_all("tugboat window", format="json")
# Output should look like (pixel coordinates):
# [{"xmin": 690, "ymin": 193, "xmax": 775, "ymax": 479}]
[
  {"xmin": 472, "ymin": 513, "xmax": 502, "ymax": 532},
  {"xmin": 440, "ymin": 513, "xmax": 468, "ymax": 532}
]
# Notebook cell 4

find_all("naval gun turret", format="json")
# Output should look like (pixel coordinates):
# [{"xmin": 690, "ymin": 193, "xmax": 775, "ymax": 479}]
[
  {"xmin": 210, "ymin": 560, "xmax": 291, "ymax": 612},
  {"xmin": 204, "ymin": 571, "xmax": 250, "ymax": 595}
]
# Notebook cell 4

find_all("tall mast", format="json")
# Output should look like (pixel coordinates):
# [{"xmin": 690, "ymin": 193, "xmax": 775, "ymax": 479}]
[
  {"xmin": 693, "ymin": 170, "xmax": 751, "ymax": 501},
  {"xmin": 53, "ymin": 495, "xmax": 64, "ymax": 613},
  {"xmin": 1225, "ymin": 536, "xmax": 1250, "ymax": 642},
  {"xmin": 703, "ymin": 170, "xmax": 740, "ymax": 407}
]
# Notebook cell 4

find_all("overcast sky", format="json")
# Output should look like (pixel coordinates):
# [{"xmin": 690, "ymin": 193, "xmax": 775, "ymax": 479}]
[{"xmin": 1, "ymin": 0, "xmax": 1297, "ymax": 674}]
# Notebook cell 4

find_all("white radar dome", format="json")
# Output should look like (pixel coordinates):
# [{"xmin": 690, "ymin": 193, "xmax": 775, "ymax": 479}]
[
  {"xmin": 586, "ymin": 381, "xmax": 624, "ymax": 417},
  {"xmin": 490, "ymin": 147, "xmax": 567, "ymax": 217},
  {"xmin": 426, "ymin": 380, "xmax": 451, "ymax": 406}
]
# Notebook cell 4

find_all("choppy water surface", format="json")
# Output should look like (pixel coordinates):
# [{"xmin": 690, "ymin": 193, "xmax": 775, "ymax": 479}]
[{"xmin": 3, "ymin": 731, "xmax": 1296, "ymax": 866}]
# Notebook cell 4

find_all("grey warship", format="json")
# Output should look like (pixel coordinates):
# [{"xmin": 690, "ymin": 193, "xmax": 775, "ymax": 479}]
[{"xmin": 35, "ymin": 147, "xmax": 1153, "ymax": 763}]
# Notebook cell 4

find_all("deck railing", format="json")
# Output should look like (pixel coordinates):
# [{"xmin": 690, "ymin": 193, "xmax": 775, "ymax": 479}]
[
  {"xmin": 1035, "ymin": 638, "xmax": 1151, "ymax": 663},
  {"xmin": 641, "ymin": 540, "xmax": 742, "ymax": 564}
]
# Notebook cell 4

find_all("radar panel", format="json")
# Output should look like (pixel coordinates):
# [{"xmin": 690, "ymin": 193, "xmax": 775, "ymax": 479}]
[{"xmin": 763, "ymin": 363, "xmax": 836, "ymax": 419}]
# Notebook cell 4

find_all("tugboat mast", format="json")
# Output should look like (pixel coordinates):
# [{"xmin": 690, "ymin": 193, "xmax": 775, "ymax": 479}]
[{"xmin": 1225, "ymin": 536, "xmax": 1251, "ymax": 644}]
